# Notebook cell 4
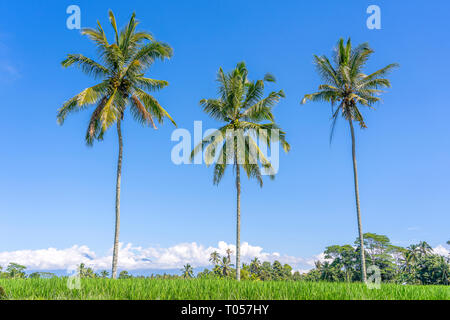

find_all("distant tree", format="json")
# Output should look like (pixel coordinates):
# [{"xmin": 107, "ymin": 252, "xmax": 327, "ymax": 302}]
[
  {"xmin": 417, "ymin": 241, "xmax": 433, "ymax": 257},
  {"xmin": 292, "ymin": 271, "xmax": 303, "ymax": 281},
  {"xmin": 99, "ymin": 270, "xmax": 110, "ymax": 278},
  {"xmin": 272, "ymin": 261, "xmax": 284, "ymax": 280},
  {"xmin": 303, "ymin": 268, "xmax": 321, "ymax": 282},
  {"xmin": 28, "ymin": 272, "xmax": 56, "ymax": 279},
  {"xmin": 260, "ymin": 262, "xmax": 273, "ymax": 281},
  {"xmin": 197, "ymin": 268, "xmax": 213, "ymax": 279},
  {"xmin": 181, "ymin": 264, "xmax": 194, "ymax": 279},
  {"xmin": 28, "ymin": 272, "xmax": 41, "ymax": 279},
  {"xmin": 240, "ymin": 264, "xmax": 251, "ymax": 280},
  {"xmin": 320, "ymin": 262, "xmax": 341, "ymax": 282},
  {"xmin": 282, "ymin": 264, "xmax": 293, "ymax": 280},
  {"xmin": 209, "ymin": 251, "xmax": 220, "ymax": 266},
  {"xmin": 302, "ymin": 38, "xmax": 398, "ymax": 282},
  {"xmin": 324, "ymin": 244, "xmax": 358, "ymax": 281},
  {"xmin": 405, "ymin": 244, "xmax": 421, "ymax": 267},
  {"xmin": 250, "ymin": 258, "xmax": 261, "ymax": 278},
  {"xmin": 77, "ymin": 263, "xmax": 96, "ymax": 278},
  {"xmin": 415, "ymin": 255, "xmax": 449, "ymax": 285},
  {"xmin": 225, "ymin": 249, "xmax": 233, "ymax": 264},
  {"xmin": 220, "ymin": 257, "xmax": 233, "ymax": 277},
  {"xmin": 118, "ymin": 270, "xmax": 132, "ymax": 279},
  {"xmin": 6, "ymin": 263, "xmax": 26, "ymax": 278},
  {"xmin": 358, "ymin": 233, "xmax": 397, "ymax": 281}
]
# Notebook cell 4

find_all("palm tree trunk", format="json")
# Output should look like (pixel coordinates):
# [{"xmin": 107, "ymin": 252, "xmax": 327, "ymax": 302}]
[
  {"xmin": 235, "ymin": 154, "xmax": 241, "ymax": 281},
  {"xmin": 111, "ymin": 120, "xmax": 123, "ymax": 279},
  {"xmin": 349, "ymin": 120, "xmax": 367, "ymax": 283}
]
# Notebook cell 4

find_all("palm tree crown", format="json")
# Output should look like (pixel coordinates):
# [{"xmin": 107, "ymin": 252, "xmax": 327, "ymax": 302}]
[
  {"xmin": 58, "ymin": 10, "xmax": 176, "ymax": 144},
  {"xmin": 191, "ymin": 62, "xmax": 290, "ymax": 185},
  {"xmin": 302, "ymin": 38, "xmax": 398, "ymax": 138}
]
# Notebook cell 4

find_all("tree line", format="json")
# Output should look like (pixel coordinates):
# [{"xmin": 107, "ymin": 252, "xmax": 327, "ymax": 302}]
[{"xmin": 1, "ymin": 235, "xmax": 448, "ymax": 285}]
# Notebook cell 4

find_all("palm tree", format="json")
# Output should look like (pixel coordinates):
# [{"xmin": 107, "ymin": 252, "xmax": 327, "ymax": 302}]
[
  {"xmin": 302, "ymin": 38, "xmax": 398, "ymax": 282},
  {"xmin": 181, "ymin": 264, "xmax": 194, "ymax": 279},
  {"xmin": 191, "ymin": 62, "xmax": 290, "ymax": 280},
  {"xmin": 250, "ymin": 257, "xmax": 261, "ymax": 275},
  {"xmin": 417, "ymin": 241, "xmax": 433, "ymax": 256},
  {"xmin": 405, "ymin": 244, "xmax": 420, "ymax": 270},
  {"xmin": 220, "ymin": 256, "xmax": 233, "ymax": 277},
  {"xmin": 209, "ymin": 251, "xmax": 221, "ymax": 265},
  {"xmin": 226, "ymin": 248, "xmax": 233, "ymax": 262},
  {"xmin": 99, "ymin": 270, "xmax": 110, "ymax": 278},
  {"xmin": 58, "ymin": 11, "xmax": 176, "ymax": 279}
]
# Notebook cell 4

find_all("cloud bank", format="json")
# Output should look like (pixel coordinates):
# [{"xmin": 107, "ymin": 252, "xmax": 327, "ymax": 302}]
[
  {"xmin": 0, "ymin": 242, "xmax": 322, "ymax": 273},
  {"xmin": 1, "ymin": 242, "xmax": 447, "ymax": 274}
]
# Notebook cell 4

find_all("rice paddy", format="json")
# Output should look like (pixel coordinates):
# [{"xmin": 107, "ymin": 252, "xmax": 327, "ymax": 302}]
[{"xmin": 0, "ymin": 278, "xmax": 448, "ymax": 300}]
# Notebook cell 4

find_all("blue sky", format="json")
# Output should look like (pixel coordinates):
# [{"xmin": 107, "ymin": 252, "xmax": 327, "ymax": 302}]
[{"xmin": 0, "ymin": 1, "xmax": 449, "ymax": 271}]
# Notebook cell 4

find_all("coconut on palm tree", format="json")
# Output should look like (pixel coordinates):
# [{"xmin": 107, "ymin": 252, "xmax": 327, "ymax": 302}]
[
  {"xmin": 302, "ymin": 38, "xmax": 398, "ymax": 282},
  {"xmin": 58, "ymin": 11, "xmax": 176, "ymax": 279},
  {"xmin": 191, "ymin": 62, "xmax": 290, "ymax": 280}
]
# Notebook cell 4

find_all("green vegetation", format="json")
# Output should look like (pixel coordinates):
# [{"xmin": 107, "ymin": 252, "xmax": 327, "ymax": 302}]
[
  {"xmin": 1, "ymin": 234, "xmax": 447, "ymax": 288},
  {"xmin": 57, "ymin": 11, "xmax": 176, "ymax": 278},
  {"xmin": 0, "ymin": 278, "xmax": 448, "ymax": 300}
]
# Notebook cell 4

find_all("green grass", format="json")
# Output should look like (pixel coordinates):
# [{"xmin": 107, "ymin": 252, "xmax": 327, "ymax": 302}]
[{"xmin": 0, "ymin": 278, "xmax": 448, "ymax": 300}]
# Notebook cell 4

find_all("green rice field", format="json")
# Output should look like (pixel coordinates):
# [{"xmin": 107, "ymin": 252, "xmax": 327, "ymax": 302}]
[{"xmin": 0, "ymin": 279, "xmax": 448, "ymax": 300}]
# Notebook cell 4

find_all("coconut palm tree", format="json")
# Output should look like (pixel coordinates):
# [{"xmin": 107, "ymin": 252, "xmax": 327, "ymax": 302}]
[
  {"xmin": 220, "ymin": 256, "xmax": 233, "ymax": 277},
  {"xmin": 302, "ymin": 38, "xmax": 398, "ymax": 282},
  {"xmin": 417, "ymin": 241, "xmax": 433, "ymax": 256},
  {"xmin": 99, "ymin": 270, "xmax": 110, "ymax": 278},
  {"xmin": 181, "ymin": 264, "xmax": 194, "ymax": 279},
  {"xmin": 191, "ymin": 62, "xmax": 290, "ymax": 280},
  {"xmin": 209, "ymin": 251, "xmax": 220, "ymax": 265},
  {"xmin": 250, "ymin": 257, "xmax": 261, "ymax": 276},
  {"xmin": 57, "ymin": 11, "xmax": 176, "ymax": 279}
]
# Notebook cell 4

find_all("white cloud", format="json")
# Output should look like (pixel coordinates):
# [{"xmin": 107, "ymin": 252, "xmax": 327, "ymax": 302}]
[
  {"xmin": 0, "ymin": 242, "xmax": 322, "ymax": 273},
  {"xmin": 433, "ymin": 245, "xmax": 449, "ymax": 257}
]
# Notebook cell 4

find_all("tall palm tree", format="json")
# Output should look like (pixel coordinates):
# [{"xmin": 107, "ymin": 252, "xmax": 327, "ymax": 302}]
[
  {"xmin": 191, "ymin": 62, "xmax": 290, "ymax": 280},
  {"xmin": 302, "ymin": 38, "xmax": 398, "ymax": 282},
  {"xmin": 57, "ymin": 11, "xmax": 176, "ymax": 279}
]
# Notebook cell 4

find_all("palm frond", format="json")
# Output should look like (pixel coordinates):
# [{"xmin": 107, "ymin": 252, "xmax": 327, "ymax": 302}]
[
  {"xmin": 134, "ymin": 88, "xmax": 176, "ymax": 126},
  {"xmin": 57, "ymin": 82, "xmax": 109, "ymax": 124},
  {"xmin": 61, "ymin": 54, "xmax": 109, "ymax": 78}
]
